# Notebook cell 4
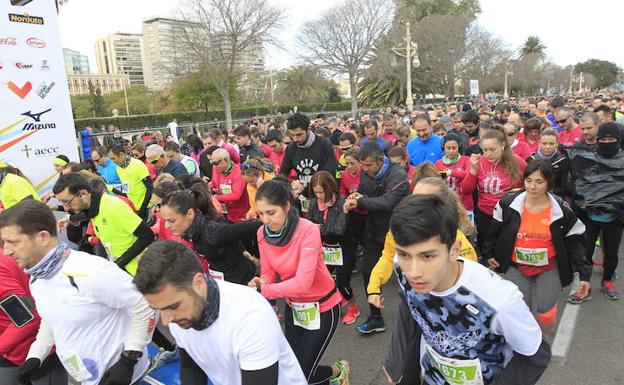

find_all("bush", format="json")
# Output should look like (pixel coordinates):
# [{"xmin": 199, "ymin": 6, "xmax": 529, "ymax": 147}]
[{"xmin": 74, "ymin": 102, "xmax": 353, "ymax": 132}]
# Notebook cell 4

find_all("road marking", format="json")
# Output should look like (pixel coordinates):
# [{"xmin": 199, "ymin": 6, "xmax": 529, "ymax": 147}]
[{"xmin": 551, "ymin": 303, "xmax": 580, "ymax": 362}]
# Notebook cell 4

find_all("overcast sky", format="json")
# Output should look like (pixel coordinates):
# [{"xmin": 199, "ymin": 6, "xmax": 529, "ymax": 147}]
[{"xmin": 58, "ymin": 0, "xmax": 624, "ymax": 74}]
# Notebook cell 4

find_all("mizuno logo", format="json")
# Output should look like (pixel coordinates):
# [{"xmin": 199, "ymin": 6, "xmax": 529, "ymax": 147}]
[{"xmin": 21, "ymin": 108, "xmax": 51, "ymax": 122}]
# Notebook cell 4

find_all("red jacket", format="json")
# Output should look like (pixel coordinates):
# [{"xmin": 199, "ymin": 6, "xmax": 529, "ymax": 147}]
[
  {"xmin": 210, "ymin": 164, "xmax": 250, "ymax": 223},
  {"xmin": 435, "ymin": 156, "xmax": 474, "ymax": 211},
  {"xmin": 339, "ymin": 169, "xmax": 367, "ymax": 215},
  {"xmin": 0, "ymin": 253, "xmax": 41, "ymax": 365},
  {"xmin": 462, "ymin": 155, "xmax": 527, "ymax": 215},
  {"xmin": 511, "ymin": 139, "xmax": 533, "ymax": 160}
]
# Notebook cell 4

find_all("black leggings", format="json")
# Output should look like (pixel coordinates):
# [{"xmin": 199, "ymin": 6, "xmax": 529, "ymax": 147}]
[
  {"xmin": 285, "ymin": 303, "xmax": 340, "ymax": 385},
  {"xmin": 475, "ymin": 207, "xmax": 493, "ymax": 259},
  {"xmin": 583, "ymin": 215, "xmax": 623, "ymax": 281},
  {"xmin": 327, "ymin": 239, "xmax": 356, "ymax": 301},
  {"xmin": 362, "ymin": 239, "xmax": 385, "ymax": 316},
  {"xmin": 348, "ymin": 212, "xmax": 367, "ymax": 248}
]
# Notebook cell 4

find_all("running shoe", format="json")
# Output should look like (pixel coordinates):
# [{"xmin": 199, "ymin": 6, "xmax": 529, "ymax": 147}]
[
  {"xmin": 149, "ymin": 347, "xmax": 180, "ymax": 372},
  {"xmin": 342, "ymin": 303, "xmax": 360, "ymax": 325},
  {"xmin": 601, "ymin": 280, "xmax": 620, "ymax": 300},
  {"xmin": 329, "ymin": 360, "xmax": 350, "ymax": 385},
  {"xmin": 567, "ymin": 289, "xmax": 592, "ymax": 304},
  {"xmin": 356, "ymin": 315, "xmax": 385, "ymax": 334}
]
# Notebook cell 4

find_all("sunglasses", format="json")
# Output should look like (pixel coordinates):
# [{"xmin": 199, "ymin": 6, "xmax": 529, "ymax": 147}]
[
  {"xmin": 149, "ymin": 156, "xmax": 161, "ymax": 165},
  {"xmin": 339, "ymin": 145, "xmax": 353, "ymax": 151},
  {"xmin": 211, "ymin": 159, "xmax": 223, "ymax": 166},
  {"xmin": 242, "ymin": 163, "xmax": 262, "ymax": 171},
  {"xmin": 556, "ymin": 116, "xmax": 570, "ymax": 125}
]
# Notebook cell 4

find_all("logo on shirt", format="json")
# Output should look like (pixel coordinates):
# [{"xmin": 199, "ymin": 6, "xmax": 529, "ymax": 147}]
[
  {"xmin": 296, "ymin": 159, "xmax": 319, "ymax": 186},
  {"xmin": 482, "ymin": 173, "xmax": 502, "ymax": 195}
]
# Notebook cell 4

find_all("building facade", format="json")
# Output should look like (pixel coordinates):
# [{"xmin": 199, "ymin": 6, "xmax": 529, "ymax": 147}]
[
  {"xmin": 67, "ymin": 74, "xmax": 130, "ymax": 96},
  {"xmin": 141, "ymin": 17, "xmax": 265, "ymax": 90},
  {"xmin": 95, "ymin": 33, "xmax": 144, "ymax": 85},
  {"xmin": 63, "ymin": 48, "xmax": 90, "ymax": 75}
]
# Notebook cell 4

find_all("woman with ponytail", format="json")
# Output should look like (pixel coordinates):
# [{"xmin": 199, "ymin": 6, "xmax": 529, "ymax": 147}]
[
  {"xmin": 159, "ymin": 181, "xmax": 261, "ymax": 284},
  {"xmin": 462, "ymin": 124, "xmax": 527, "ymax": 251}
]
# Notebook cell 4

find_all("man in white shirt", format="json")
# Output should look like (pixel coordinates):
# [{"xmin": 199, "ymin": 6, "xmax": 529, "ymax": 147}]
[
  {"xmin": 0, "ymin": 200, "xmax": 156, "ymax": 385},
  {"xmin": 133, "ymin": 240, "xmax": 307, "ymax": 385},
  {"xmin": 168, "ymin": 118, "xmax": 180, "ymax": 144}
]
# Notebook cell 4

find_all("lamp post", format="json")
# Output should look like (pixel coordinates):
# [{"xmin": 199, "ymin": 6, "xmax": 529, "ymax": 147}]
[
  {"xmin": 503, "ymin": 60, "xmax": 511, "ymax": 99},
  {"xmin": 392, "ymin": 22, "xmax": 419, "ymax": 112}
]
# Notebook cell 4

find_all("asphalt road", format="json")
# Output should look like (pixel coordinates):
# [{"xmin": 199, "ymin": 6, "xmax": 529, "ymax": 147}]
[{"xmin": 318, "ymin": 248, "xmax": 624, "ymax": 385}]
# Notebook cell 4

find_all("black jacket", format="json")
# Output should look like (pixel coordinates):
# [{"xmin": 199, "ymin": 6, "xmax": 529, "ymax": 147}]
[
  {"xmin": 483, "ymin": 191, "xmax": 591, "ymax": 286},
  {"xmin": 308, "ymin": 195, "xmax": 353, "ymax": 246},
  {"xmin": 527, "ymin": 152, "xmax": 570, "ymax": 198},
  {"xmin": 357, "ymin": 163, "xmax": 410, "ymax": 244},
  {"xmin": 184, "ymin": 214, "xmax": 262, "ymax": 285}
]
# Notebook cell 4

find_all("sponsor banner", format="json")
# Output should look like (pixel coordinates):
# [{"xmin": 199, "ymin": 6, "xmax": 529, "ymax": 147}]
[{"xmin": 0, "ymin": 0, "xmax": 79, "ymax": 195}]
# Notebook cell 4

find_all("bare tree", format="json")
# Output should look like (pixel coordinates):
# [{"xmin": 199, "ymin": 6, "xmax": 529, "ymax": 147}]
[
  {"xmin": 297, "ymin": 0, "xmax": 394, "ymax": 117},
  {"xmin": 175, "ymin": 0, "xmax": 285, "ymax": 129}
]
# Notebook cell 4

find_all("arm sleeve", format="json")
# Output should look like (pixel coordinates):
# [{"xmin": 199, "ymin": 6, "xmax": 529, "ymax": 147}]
[
  {"xmin": 357, "ymin": 174, "xmax": 410, "ymax": 212},
  {"xmin": 461, "ymin": 170, "xmax": 478, "ymax": 194},
  {"xmin": 139, "ymin": 176, "xmax": 153, "ymax": 214},
  {"xmin": 86, "ymin": 262, "xmax": 155, "ymax": 352},
  {"xmin": 241, "ymin": 362, "xmax": 279, "ymax": 385},
  {"xmin": 261, "ymin": 225, "xmax": 321, "ymax": 300},
  {"xmin": 563, "ymin": 209, "xmax": 592, "ymax": 282},
  {"xmin": 383, "ymin": 295, "xmax": 422, "ymax": 384},
  {"xmin": 450, "ymin": 168, "xmax": 468, "ymax": 180},
  {"xmin": 204, "ymin": 220, "xmax": 262, "ymax": 246},
  {"xmin": 116, "ymin": 221, "xmax": 154, "ymax": 270},
  {"xmin": 339, "ymin": 178, "xmax": 349, "ymax": 198},
  {"xmin": 367, "ymin": 231, "xmax": 396, "ymax": 295},
  {"xmin": 0, "ymin": 271, "xmax": 39, "ymax": 354},
  {"xmin": 491, "ymin": 340, "xmax": 551, "ymax": 385},
  {"xmin": 180, "ymin": 348, "xmax": 208, "ymax": 384},
  {"xmin": 26, "ymin": 319, "xmax": 54, "ymax": 361}
]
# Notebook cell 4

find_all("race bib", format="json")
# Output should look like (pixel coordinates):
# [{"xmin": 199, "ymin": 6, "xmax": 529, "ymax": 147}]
[
  {"xmin": 335, "ymin": 170, "xmax": 343, "ymax": 179},
  {"xmin": 322, "ymin": 246, "xmax": 343, "ymax": 266},
  {"xmin": 112, "ymin": 182, "xmax": 130, "ymax": 194},
  {"xmin": 515, "ymin": 247, "xmax": 548, "ymax": 266},
  {"xmin": 220, "ymin": 184, "xmax": 232, "ymax": 195},
  {"xmin": 426, "ymin": 344, "xmax": 484, "ymax": 385},
  {"xmin": 209, "ymin": 269, "xmax": 224, "ymax": 280},
  {"xmin": 61, "ymin": 349, "xmax": 95, "ymax": 382},
  {"xmin": 291, "ymin": 301, "xmax": 320, "ymax": 330}
]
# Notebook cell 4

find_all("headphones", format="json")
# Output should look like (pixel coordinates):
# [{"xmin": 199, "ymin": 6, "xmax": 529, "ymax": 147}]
[{"xmin": 441, "ymin": 132, "xmax": 463, "ymax": 152}]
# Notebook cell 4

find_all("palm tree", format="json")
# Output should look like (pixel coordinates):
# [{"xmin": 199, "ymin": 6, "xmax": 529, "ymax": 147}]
[
  {"xmin": 517, "ymin": 36, "xmax": 547, "ymax": 62},
  {"xmin": 274, "ymin": 65, "xmax": 334, "ymax": 105}
]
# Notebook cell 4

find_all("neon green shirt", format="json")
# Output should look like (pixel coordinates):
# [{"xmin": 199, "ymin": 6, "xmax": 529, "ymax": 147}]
[
  {"xmin": 91, "ymin": 193, "xmax": 142, "ymax": 275},
  {"xmin": 114, "ymin": 158, "xmax": 150, "ymax": 211},
  {"xmin": 0, "ymin": 173, "xmax": 41, "ymax": 209}
]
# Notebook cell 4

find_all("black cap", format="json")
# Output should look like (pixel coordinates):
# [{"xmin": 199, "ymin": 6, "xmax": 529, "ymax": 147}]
[{"xmin": 598, "ymin": 122, "xmax": 623, "ymax": 141}]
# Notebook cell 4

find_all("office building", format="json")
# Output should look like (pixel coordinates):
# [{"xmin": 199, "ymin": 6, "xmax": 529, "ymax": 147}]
[
  {"xmin": 67, "ymin": 74, "xmax": 130, "ymax": 96},
  {"xmin": 63, "ymin": 48, "xmax": 90, "ymax": 75},
  {"xmin": 95, "ymin": 33, "xmax": 144, "ymax": 85}
]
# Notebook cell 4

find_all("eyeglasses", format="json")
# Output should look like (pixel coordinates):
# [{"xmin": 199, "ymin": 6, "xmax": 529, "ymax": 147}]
[
  {"xmin": 149, "ymin": 156, "xmax": 162, "ymax": 165},
  {"xmin": 556, "ymin": 117, "xmax": 570, "ymax": 125},
  {"xmin": 57, "ymin": 192, "xmax": 80, "ymax": 207},
  {"xmin": 211, "ymin": 159, "xmax": 223, "ymax": 166},
  {"xmin": 149, "ymin": 200, "xmax": 161, "ymax": 209}
]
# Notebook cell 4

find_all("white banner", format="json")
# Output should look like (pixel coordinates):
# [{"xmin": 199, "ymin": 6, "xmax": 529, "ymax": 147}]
[{"xmin": 0, "ymin": 0, "xmax": 79, "ymax": 195}]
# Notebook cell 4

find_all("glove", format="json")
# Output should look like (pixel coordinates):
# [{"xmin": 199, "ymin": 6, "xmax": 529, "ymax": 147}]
[
  {"xmin": 18, "ymin": 358, "xmax": 41, "ymax": 385},
  {"xmin": 98, "ymin": 356, "xmax": 136, "ymax": 385}
]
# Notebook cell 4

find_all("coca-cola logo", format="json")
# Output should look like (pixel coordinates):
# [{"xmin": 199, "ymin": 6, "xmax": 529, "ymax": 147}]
[
  {"xmin": 0, "ymin": 37, "xmax": 17, "ymax": 46},
  {"xmin": 26, "ymin": 37, "xmax": 46, "ymax": 48}
]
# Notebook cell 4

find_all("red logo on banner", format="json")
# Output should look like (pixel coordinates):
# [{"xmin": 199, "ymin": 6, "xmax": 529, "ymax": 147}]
[
  {"xmin": 0, "ymin": 37, "xmax": 17, "ymax": 46},
  {"xmin": 26, "ymin": 37, "xmax": 46, "ymax": 48},
  {"xmin": 8, "ymin": 81, "xmax": 32, "ymax": 99},
  {"xmin": 14, "ymin": 62, "xmax": 33, "ymax": 70}
]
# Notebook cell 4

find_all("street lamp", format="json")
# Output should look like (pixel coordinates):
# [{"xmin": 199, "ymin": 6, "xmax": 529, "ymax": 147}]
[
  {"xmin": 503, "ymin": 60, "xmax": 513, "ymax": 99},
  {"xmin": 392, "ymin": 22, "xmax": 419, "ymax": 112}
]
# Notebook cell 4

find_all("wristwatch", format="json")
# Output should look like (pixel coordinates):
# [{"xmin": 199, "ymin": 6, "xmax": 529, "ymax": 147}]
[{"xmin": 121, "ymin": 350, "xmax": 143, "ymax": 362}]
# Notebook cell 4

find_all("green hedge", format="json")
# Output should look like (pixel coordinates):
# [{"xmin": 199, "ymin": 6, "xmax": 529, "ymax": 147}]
[{"xmin": 74, "ymin": 101, "xmax": 353, "ymax": 131}]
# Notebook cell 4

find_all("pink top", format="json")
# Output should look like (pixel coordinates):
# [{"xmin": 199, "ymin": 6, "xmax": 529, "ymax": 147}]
[
  {"xmin": 221, "ymin": 142, "xmax": 241, "ymax": 164},
  {"xmin": 268, "ymin": 150, "xmax": 285, "ymax": 174},
  {"xmin": 435, "ymin": 156, "xmax": 474, "ymax": 211},
  {"xmin": 511, "ymin": 139, "xmax": 533, "ymax": 160},
  {"xmin": 339, "ymin": 169, "xmax": 367, "ymax": 215},
  {"xmin": 461, "ymin": 155, "xmax": 527, "ymax": 215},
  {"xmin": 257, "ymin": 218, "xmax": 343, "ymax": 312}
]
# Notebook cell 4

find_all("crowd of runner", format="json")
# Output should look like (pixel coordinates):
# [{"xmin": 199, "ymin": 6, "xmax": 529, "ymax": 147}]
[{"xmin": 1, "ymin": 92, "xmax": 623, "ymax": 385}]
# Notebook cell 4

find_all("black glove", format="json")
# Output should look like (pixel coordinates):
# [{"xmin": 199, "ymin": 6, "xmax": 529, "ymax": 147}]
[
  {"xmin": 99, "ymin": 355, "xmax": 136, "ymax": 385},
  {"xmin": 18, "ymin": 358, "xmax": 41, "ymax": 385}
]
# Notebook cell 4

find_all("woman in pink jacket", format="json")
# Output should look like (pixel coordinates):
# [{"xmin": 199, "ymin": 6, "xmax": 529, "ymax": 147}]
[{"xmin": 249, "ymin": 179, "xmax": 350, "ymax": 385}]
